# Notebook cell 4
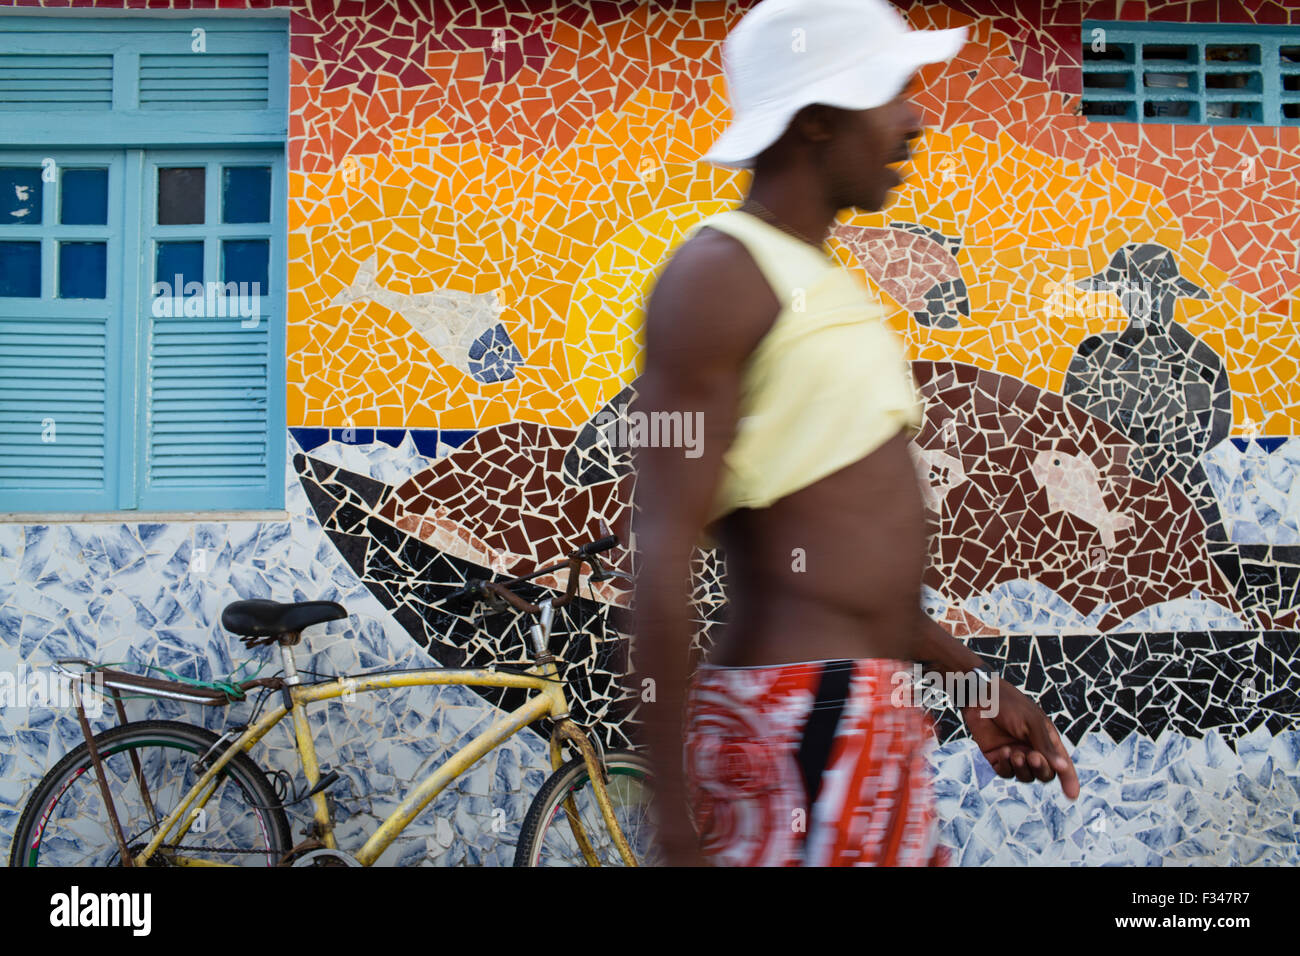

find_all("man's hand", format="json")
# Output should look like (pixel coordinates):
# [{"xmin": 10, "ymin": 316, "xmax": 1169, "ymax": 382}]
[{"xmin": 961, "ymin": 680, "xmax": 1080, "ymax": 800}]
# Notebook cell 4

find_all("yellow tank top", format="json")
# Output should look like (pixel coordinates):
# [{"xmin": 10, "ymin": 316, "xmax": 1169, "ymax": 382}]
[{"xmin": 684, "ymin": 209, "xmax": 925, "ymax": 532}]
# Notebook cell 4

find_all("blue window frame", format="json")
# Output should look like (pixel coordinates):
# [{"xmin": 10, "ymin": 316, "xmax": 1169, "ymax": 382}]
[
  {"xmin": 1082, "ymin": 22, "xmax": 1300, "ymax": 125},
  {"xmin": 0, "ymin": 18, "xmax": 287, "ymax": 512}
]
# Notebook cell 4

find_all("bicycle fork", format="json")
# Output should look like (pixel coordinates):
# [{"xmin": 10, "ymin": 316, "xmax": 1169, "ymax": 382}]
[{"xmin": 531, "ymin": 599, "xmax": 637, "ymax": 867}]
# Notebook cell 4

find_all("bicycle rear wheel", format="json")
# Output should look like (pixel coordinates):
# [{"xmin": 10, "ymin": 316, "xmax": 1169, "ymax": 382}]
[
  {"xmin": 514, "ymin": 750, "xmax": 659, "ymax": 866},
  {"xmin": 9, "ymin": 719, "xmax": 291, "ymax": 867}
]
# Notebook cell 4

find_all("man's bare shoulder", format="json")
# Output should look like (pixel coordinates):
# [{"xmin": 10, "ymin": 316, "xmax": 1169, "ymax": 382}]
[{"xmin": 643, "ymin": 225, "xmax": 781, "ymax": 362}]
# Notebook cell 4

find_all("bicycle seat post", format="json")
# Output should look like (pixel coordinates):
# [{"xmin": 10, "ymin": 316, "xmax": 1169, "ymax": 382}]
[
  {"xmin": 529, "ymin": 598, "xmax": 555, "ymax": 658},
  {"xmin": 279, "ymin": 638, "xmax": 302, "ymax": 689}
]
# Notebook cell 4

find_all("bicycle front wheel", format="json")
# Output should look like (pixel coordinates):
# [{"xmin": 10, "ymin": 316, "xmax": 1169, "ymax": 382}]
[
  {"xmin": 9, "ymin": 720, "xmax": 291, "ymax": 867},
  {"xmin": 514, "ymin": 750, "xmax": 659, "ymax": 866}
]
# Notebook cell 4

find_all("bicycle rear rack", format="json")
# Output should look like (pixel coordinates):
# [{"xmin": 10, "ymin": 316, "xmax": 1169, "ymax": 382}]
[{"xmin": 53, "ymin": 659, "xmax": 286, "ymax": 707}]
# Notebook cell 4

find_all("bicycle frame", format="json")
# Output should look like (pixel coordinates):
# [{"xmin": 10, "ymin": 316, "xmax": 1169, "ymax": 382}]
[
  {"xmin": 52, "ymin": 543, "xmax": 638, "ymax": 868},
  {"xmin": 124, "ymin": 657, "xmax": 635, "ymax": 867}
]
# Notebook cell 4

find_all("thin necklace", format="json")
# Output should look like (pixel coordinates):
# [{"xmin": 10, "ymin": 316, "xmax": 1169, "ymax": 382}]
[{"xmin": 738, "ymin": 197, "xmax": 831, "ymax": 256}]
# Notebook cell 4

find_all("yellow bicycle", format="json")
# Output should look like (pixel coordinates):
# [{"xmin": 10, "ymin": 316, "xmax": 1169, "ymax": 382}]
[{"xmin": 8, "ymin": 534, "xmax": 656, "ymax": 867}]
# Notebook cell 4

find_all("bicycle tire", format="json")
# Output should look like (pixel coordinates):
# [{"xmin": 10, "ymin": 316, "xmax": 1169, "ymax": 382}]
[
  {"xmin": 9, "ymin": 719, "xmax": 292, "ymax": 867},
  {"xmin": 514, "ymin": 750, "xmax": 658, "ymax": 866}
]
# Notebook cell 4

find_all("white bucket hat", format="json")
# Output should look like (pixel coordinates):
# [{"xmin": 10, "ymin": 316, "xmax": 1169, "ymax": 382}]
[{"xmin": 703, "ymin": 0, "xmax": 968, "ymax": 169}]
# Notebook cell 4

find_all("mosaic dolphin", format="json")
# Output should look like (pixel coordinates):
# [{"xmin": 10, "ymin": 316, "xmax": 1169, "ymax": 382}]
[
  {"xmin": 911, "ymin": 360, "xmax": 1254, "ymax": 631},
  {"xmin": 331, "ymin": 254, "xmax": 524, "ymax": 384}
]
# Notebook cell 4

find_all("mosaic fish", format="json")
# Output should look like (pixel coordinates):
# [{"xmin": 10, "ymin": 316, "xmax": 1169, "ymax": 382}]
[
  {"xmin": 331, "ymin": 254, "xmax": 524, "ymax": 384},
  {"xmin": 1109, "ymin": 590, "xmax": 1250, "ymax": 632},
  {"xmin": 920, "ymin": 583, "xmax": 999, "ymax": 638},
  {"xmin": 963, "ymin": 579, "xmax": 1111, "ymax": 635},
  {"xmin": 1029, "ymin": 448, "xmax": 1136, "ymax": 549}
]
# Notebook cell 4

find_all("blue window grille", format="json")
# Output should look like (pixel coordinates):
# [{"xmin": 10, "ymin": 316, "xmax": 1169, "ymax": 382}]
[
  {"xmin": 0, "ymin": 17, "xmax": 288, "ymax": 512},
  {"xmin": 1081, "ymin": 22, "xmax": 1300, "ymax": 125}
]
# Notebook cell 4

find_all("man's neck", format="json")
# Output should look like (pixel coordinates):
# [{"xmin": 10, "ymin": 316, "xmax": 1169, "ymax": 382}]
[{"xmin": 742, "ymin": 177, "xmax": 837, "ymax": 250}]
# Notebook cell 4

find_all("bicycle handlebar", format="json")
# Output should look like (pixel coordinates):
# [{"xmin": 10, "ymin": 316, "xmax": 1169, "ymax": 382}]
[
  {"xmin": 442, "ymin": 533, "xmax": 621, "ymax": 615},
  {"xmin": 577, "ymin": 535, "xmax": 618, "ymax": 557}
]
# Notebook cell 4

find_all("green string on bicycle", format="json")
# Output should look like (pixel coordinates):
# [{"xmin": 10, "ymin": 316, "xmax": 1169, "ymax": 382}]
[{"xmin": 87, "ymin": 658, "xmax": 265, "ymax": 700}]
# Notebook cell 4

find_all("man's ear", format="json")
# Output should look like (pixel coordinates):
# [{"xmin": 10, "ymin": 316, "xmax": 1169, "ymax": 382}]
[{"xmin": 791, "ymin": 103, "xmax": 840, "ymax": 147}]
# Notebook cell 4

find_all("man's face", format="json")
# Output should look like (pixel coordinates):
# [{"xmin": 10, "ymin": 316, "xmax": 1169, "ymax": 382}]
[{"xmin": 830, "ymin": 72, "xmax": 925, "ymax": 212}]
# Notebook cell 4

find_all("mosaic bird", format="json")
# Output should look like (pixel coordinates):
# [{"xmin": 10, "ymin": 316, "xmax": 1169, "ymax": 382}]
[
  {"xmin": 1064, "ymin": 242, "xmax": 1226, "ymax": 512},
  {"xmin": 1063, "ymin": 243, "xmax": 1299, "ymax": 627},
  {"xmin": 331, "ymin": 254, "xmax": 524, "ymax": 384}
]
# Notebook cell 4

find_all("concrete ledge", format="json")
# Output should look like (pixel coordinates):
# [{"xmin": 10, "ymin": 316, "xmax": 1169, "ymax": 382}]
[{"xmin": 0, "ymin": 511, "xmax": 291, "ymax": 525}]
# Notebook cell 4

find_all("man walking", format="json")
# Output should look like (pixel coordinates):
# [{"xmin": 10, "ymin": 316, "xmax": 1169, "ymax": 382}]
[{"xmin": 632, "ymin": 0, "xmax": 1079, "ymax": 867}]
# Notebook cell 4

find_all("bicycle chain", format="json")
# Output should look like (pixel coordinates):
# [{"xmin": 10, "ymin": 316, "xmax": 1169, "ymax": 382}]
[{"xmin": 132, "ymin": 842, "xmax": 279, "ymax": 859}]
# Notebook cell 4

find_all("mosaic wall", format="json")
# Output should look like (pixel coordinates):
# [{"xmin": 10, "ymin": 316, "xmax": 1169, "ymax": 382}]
[{"xmin": 3, "ymin": 0, "xmax": 1300, "ymax": 865}]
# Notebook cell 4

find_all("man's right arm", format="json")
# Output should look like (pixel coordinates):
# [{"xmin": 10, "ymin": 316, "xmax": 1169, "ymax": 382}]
[{"xmin": 630, "ymin": 229, "xmax": 780, "ymax": 865}]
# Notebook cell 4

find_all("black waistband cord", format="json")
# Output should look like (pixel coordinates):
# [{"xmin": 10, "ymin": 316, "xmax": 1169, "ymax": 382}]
[{"xmin": 794, "ymin": 660, "xmax": 854, "ymax": 863}]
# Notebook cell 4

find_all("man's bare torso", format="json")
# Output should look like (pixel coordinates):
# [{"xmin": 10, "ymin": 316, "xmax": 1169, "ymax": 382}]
[{"xmin": 676, "ymin": 224, "xmax": 929, "ymax": 667}]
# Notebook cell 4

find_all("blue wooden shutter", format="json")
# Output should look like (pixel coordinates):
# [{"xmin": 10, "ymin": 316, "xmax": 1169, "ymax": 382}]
[
  {"xmin": 0, "ymin": 151, "xmax": 123, "ymax": 511},
  {"xmin": 0, "ymin": 53, "xmax": 115, "ymax": 111},
  {"xmin": 0, "ymin": 18, "xmax": 287, "ymax": 513},
  {"xmin": 0, "ymin": 17, "xmax": 287, "ymax": 146},
  {"xmin": 137, "ymin": 150, "xmax": 285, "ymax": 512}
]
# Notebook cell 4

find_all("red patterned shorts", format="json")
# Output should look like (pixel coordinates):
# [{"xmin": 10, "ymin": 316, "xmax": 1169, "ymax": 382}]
[{"xmin": 683, "ymin": 658, "xmax": 948, "ymax": 867}]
